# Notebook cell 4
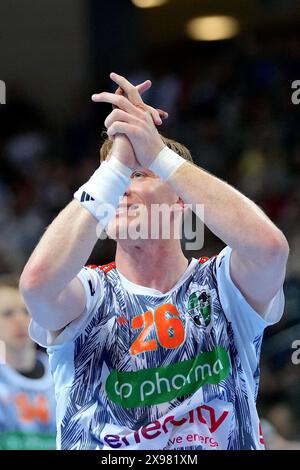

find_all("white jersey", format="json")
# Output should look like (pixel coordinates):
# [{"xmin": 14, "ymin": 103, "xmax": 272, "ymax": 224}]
[
  {"xmin": 30, "ymin": 246, "xmax": 284, "ymax": 450},
  {"xmin": 0, "ymin": 351, "xmax": 56, "ymax": 449}
]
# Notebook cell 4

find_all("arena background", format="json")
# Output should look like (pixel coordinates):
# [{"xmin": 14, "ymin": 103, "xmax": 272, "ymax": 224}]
[{"xmin": 0, "ymin": 0, "xmax": 300, "ymax": 448}]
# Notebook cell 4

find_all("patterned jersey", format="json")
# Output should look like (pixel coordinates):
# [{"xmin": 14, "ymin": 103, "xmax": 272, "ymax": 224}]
[
  {"xmin": 0, "ymin": 352, "xmax": 56, "ymax": 449},
  {"xmin": 30, "ymin": 246, "xmax": 284, "ymax": 450}
]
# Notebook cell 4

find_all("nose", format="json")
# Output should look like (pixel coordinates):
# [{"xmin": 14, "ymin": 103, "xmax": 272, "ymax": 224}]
[{"xmin": 124, "ymin": 187, "xmax": 132, "ymax": 197}]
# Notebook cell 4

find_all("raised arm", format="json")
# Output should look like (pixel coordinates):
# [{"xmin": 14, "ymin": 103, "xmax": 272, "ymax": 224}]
[
  {"xmin": 166, "ymin": 162, "xmax": 289, "ymax": 314},
  {"xmin": 19, "ymin": 200, "xmax": 99, "ymax": 331},
  {"xmin": 96, "ymin": 73, "xmax": 289, "ymax": 316},
  {"xmin": 20, "ymin": 77, "xmax": 167, "ymax": 332},
  {"xmin": 20, "ymin": 133, "xmax": 140, "ymax": 331}
]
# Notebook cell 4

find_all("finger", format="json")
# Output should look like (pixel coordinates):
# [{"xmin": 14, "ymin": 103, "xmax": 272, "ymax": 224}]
[
  {"xmin": 92, "ymin": 92, "xmax": 143, "ymax": 116},
  {"xmin": 112, "ymin": 97, "xmax": 164, "ymax": 125},
  {"xmin": 111, "ymin": 75, "xmax": 166, "ymax": 124},
  {"xmin": 147, "ymin": 106, "xmax": 163, "ymax": 126},
  {"xmin": 104, "ymin": 109, "xmax": 140, "ymax": 129},
  {"xmin": 114, "ymin": 81, "xmax": 160, "ymax": 123},
  {"xmin": 115, "ymin": 80, "xmax": 151, "ymax": 98},
  {"xmin": 110, "ymin": 72, "xmax": 143, "ymax": 105},
  {"xmin": 115, "ymin": 86, "xmax": 124, "ymax": 96},
  {"xmin": 149, "ymin": 106, "xmax": 168, "ymax": 126},
  {"xmin": 136, "ymin": 80, "xmax": 152, "ymax": 95},
  {"xmin": 112, "ymin": 95, "xmax": 167, "ymax": 125},
  {"xmin": 113, "ymin": 86, "xmax": 125, "ymax": 110},
  {"xmin": 131, "ymin": 102, "xmax": 161, "ymax": 124},
  {"xmin": 110, "ymin": 72, "xmax": 141, "ymax": 95},
  {"xmin": 107, "ymin": 121, "xmax": 136, "ymax": 139},
  {"xmin": 157, "ymin": 109, "xmax": 169, "ymax": 119},
  {"xmin": 148, "ymin": 108, "xmax": 168, "ymax": 125}
]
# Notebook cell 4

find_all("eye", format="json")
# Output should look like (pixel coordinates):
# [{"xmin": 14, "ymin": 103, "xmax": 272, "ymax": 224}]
[
  {"xmin": 2, "ymin": 309, "xmax": 14, "ymax": 318},
  {"xmin": 132, "ymin": 171, "xmax": 145, "ymax": 180}
]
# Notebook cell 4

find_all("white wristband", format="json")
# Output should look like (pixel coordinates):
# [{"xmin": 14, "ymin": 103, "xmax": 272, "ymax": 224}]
[
  {"xmin": 74, "ymin": 156, "xmax": 132, "ymax": 228},
  {"xmin": 149, "ymin": 146, "xmax": 186, "ymax": 181}
]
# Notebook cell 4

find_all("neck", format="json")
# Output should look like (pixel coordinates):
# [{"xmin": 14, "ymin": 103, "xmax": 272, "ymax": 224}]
[
  {"xmin": 6, "ymin": 344, "xmax": 36, "ymax": 373},
  {"xmin": 115, "ymin": 239, "xmax": 188, "ymax": 293}
]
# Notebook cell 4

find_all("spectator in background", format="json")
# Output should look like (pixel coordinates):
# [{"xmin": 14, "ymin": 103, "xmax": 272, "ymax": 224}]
[
  {"xmin": 261, "ymin": 418, "xmax": 300, "ymax": 450},
  {"xmin": 0, "ymin": 277, "xmax": 56, "ymax": 450}
]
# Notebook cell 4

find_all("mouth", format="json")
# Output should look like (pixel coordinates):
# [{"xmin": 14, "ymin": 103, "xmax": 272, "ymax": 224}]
[{"xmin": 15, "ymin": 332, "xmax": 28, "ymax": 340}]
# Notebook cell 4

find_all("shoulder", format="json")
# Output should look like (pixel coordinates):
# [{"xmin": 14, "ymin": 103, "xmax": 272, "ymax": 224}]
[{"xmin": 86, "ymin": 261, "xmax": 116, "ymax": 275}]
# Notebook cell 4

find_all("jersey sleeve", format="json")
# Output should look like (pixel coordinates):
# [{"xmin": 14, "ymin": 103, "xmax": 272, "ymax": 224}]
[
  {"xmin": 29, "ymin": 266, "xmax": 107, "ymax": 348},
  {"xmin": 215, "ymin": 245, "xmax": 285, "ymax": 385},
  {"xmin": 216, "ymin": 246, "xmax": 285, "ymax": 341},
  {"xmin": 77, "ymin": 266, "xmax": 104, "ymax": 313}
]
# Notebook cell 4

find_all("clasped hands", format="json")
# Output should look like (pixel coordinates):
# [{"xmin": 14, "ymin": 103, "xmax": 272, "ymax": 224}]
[{"xmin": 92, "ymin": 73, "xmax": 168, "ymax": 170}]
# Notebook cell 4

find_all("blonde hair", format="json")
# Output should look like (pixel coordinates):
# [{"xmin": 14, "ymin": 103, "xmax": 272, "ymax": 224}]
[{"xmin": 100, "ymin": 134, "xmax": 194, "ymax": 164}]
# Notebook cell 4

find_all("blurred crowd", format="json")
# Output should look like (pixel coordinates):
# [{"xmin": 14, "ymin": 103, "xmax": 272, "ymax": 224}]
[{"xmin": 0, "ymin": 41, "xmax": 300, "ymax": 447}]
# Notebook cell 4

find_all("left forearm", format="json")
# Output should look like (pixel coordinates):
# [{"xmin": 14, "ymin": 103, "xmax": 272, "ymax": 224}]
[{"xmin": 169, "ymin": 161, "xmax": 288, "ymax": 262}]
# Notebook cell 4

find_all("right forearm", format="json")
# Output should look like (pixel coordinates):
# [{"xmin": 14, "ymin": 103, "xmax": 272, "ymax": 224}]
[
  {"xmin": 20, "ymin": 154, "xmax": 133, "ymax": 299},
  {"xmin": 20, "ymin": 200, "xmax": 98, "ymax": 298}
]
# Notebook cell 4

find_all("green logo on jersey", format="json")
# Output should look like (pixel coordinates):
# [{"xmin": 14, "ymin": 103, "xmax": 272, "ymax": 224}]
[
  {"xmin": 188, "ymin": 289, "xmax": 212, "ymax": 327},
  {"xmin": 105, "ymin": 346, "xmax": 230, "ymax": 408}
]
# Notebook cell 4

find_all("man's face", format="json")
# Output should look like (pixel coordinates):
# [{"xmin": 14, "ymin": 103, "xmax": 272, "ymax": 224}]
[
  {"xmin": 0, "ymin": 287, "xmax": 31, "ymax": 350},
  {"xmin": 106, "ymin": 167, "xmax": 183, "ymax": 243}
]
